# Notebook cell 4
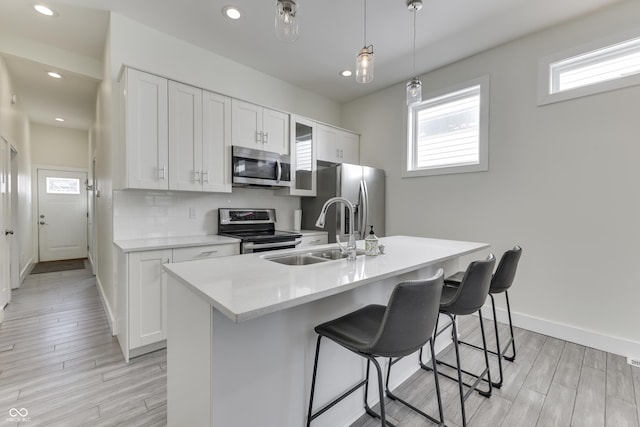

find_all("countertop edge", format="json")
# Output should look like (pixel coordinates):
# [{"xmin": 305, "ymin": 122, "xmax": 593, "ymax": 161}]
[{"xmin": 114, "ymin": 235, "xmax": 241, "ymax": 253}]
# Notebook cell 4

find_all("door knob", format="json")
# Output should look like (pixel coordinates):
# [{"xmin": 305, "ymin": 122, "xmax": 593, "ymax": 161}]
[{"xmin": 4, "ymin": 229, "xmax": 13, "ymax": 235}]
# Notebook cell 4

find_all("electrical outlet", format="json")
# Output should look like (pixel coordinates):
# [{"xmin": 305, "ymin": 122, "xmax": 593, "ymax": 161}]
[
  {"xmin": 628, "ymin": 357, "xmax": 640, "ymax": 368},
  {"xmin": 189, "ymin": 207, "xmax": 197, "ymax": 219}
]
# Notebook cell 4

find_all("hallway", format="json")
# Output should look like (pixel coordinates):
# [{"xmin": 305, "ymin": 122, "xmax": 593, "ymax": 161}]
[{"xmin": 0, "ymin": 263, "xmax": 166, "ymax": 426}]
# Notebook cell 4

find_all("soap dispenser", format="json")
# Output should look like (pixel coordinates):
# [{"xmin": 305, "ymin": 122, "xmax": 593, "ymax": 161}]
[{"xmin": 365, "ymin": 225, "xmax": 379, "ymax": 256}]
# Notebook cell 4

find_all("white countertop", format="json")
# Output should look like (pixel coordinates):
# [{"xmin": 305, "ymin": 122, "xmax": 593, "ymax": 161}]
[
  {"xmin": 163, "ymin": 235, "xmax": 489, "ymax": 323},
  {"xmin": 114, "ymin": 235, "xmax": 240, "ymax": 253}
]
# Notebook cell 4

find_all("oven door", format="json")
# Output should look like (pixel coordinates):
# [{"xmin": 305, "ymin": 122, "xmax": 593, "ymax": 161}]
[
  {"xmin": 232, "ymin": 146, "xmax": 291, "ymax": 187},
  {"xmin": 242, "ymin": 239, "xmax": 302, "ymax": 254}
]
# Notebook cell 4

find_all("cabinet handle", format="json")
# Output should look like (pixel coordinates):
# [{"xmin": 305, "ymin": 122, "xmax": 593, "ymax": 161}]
[
  {"xmin": 340, "ymin": 149, "xmax": 344, "ymax": 158},
  {"xmin": 159, "ymin": 166, "xmax": 166, "ymax": 180},
  {"xmin": 263, "ymin": 132, "xmax": 269, "ymax": 144},
  {"xmin": 201, "ymin": 250, "xmax": 219, "ymax": 255},
  {"xmin": 194, "ymin": 170, "xmax": 201, "ymax": 183},
  {"xmin": 202, "ymin": 171, "xmax": 209, "ymax": 183},
  {"xmin": 256, "ymin": 131, "xmax": 262, "ymax": 144}
]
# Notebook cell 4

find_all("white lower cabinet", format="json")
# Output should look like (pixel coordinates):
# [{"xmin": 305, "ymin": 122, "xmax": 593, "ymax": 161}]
[{"xmin": 120, "ymin": 243, "xmax": 239, "ymax": 361}]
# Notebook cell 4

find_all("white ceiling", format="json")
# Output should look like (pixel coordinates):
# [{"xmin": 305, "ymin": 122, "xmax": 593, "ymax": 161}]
[{"xmin": 0, "ymin": 0, "xmax": 625, "ymax": 131}]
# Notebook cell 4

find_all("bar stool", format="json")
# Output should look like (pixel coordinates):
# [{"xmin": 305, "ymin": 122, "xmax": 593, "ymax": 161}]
[
  {"xmin": 306, "ymin": 270, "xmax": 445, "ymax": 427},
  {"xmin": 445, "ymin": 246, "xmax": 522, "ymax": 387},
  {"xmin": 420, "ymin": 254, "xmax": 495, "ymax": 427}
]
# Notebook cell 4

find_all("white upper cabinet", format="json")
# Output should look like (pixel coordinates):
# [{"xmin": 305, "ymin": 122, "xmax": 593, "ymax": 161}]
[
  {"xmin": 202, "ymin": 91, "xmax": 232, "ymax": 193},
  {"xmin": 168, "ymin": 82, "xmax": 231, "ymax": 193},
  {"xmin": 231, "ymin": 99, "xmax": 289, "ymax": 155},
  {"xmin": 277, "ymin": 116, "xmax": 317, "ymax": 196},
  {"xmin": 169, "ymin": 82, "xmax": 203, "ymax": 192},
  {"xmin": 124, "ymin": 68, "xmax": 169, "ymax": 190},
  {"xmin": 316, "ymin": 123, "xmax": 360, "ymax": 164}
]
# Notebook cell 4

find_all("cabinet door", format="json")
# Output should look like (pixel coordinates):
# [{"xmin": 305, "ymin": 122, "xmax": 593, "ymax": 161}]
[
  {"xmin": 337, "ymin": 131, "xmax": 360, "ymax": 164},
  {"xmin": 125, "ymin": 69, "xmax": 169, "ymax": 190},
  {"xmin": 316, "ymin": 123, "xmax": 339, "ymax": 163},
  {"xmin": 202, "ymin": 92, "xmax": 232, "ymax": 193},
  {"xmin": 169, "ymin": 82, "xmax": 203, "ymax": 191},
  {"xmin": 290, "ymin": 116, "xmax": 316, "ymax": 196},
  {"xmin": 231, "ymin": 99, "xmax": 262, "ymax": 149},
  {"xmin": 262, "ymin": 108, "xmax": 289, "ymax": 154},
  {"xmin": 128, "ymin": 249, "xmax": 172, "ymax": 349}
]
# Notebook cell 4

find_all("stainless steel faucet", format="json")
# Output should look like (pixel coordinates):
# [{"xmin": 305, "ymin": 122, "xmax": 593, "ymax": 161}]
[{"xmin": 315, "ymin": 197, "xmax": 357, "ymax": 261}]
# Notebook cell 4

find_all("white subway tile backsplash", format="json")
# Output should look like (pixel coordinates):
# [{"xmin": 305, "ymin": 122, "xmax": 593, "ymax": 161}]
[{"xmin": 113, "ymin": 188, "xmax": 301, "ymax": 240}]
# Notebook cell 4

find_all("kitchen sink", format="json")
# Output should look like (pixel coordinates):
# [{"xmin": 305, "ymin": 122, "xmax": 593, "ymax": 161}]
[
  {"xmin": 266, "ymin": 254, "xmax": 329, "ymax": 266},
  {"xmin": 308, "ymin": 248, "xmax": 366, "ymax": 260},
  {"xmin": 265, "ymin": 248, "xmax": 365, "ymax": 266}
]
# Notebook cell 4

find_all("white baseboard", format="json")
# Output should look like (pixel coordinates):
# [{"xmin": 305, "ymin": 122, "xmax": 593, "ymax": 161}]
[
  {"xmin": 19, "ymin": 258, "xmax": 34, "ymax": 284},
  {"xmin": 96, "ymin": 276, "xmax": 117, "ymax": 336},
  {"xmin": 482, "ymin": 302, "xmax": 640, "ymax": 359}
]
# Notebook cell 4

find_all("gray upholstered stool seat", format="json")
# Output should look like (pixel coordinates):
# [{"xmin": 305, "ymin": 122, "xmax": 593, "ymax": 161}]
[{"xmin": 307, "ymin": 270, "xmax": 446, "ymax": 427}]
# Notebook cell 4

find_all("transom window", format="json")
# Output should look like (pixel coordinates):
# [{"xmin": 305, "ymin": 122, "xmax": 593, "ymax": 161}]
[
  {"xmin": 539, "ymin": 30, "xmax": 640, "ymax": 105},
  {"xmin": 46, "ymin": 177, "xmax": 80, "ymax": 195},
  {"xmin": 405, "ymin": 76, "xmax": 489, "ymax": 177}
]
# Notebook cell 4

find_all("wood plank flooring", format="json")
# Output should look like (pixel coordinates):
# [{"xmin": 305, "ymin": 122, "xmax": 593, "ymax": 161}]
[
  {"xmin": 351, "ymin": 316, "xmax": 640, "ymax": 427},
  {"xmin": 0, "ymin": 263, "xmax": 166, "ymax": 426},
  {"xmin": 1, "ymin": 264, "xmax": 639, "ymax": 426}
]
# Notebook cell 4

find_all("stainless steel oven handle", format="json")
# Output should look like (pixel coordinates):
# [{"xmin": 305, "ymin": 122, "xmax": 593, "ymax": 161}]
[{"xmin": 244, "ymin": 239, "xmax": 302, "ymax": 250}]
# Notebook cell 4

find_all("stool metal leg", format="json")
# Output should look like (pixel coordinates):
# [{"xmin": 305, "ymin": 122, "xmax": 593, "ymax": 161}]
[
  {"xmin": 503, "ymin": 291, "xmax": 517, "ymax": 362},
  {"xmin": 307, "ymin": 335, "xmax": 370, "ymax": 426},
  {"xmin": 385, "ymin": 339, "xmax": 445, "ymax": 426},
  {"xmin": 362, "ymin": 357, "xmax": 392, "ymax": 427}
]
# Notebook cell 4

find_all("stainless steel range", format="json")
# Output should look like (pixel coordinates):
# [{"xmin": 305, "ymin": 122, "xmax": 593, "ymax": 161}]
[{"xmin": 218, "ymin": 208, "xmax": 302, "ymax": 254}]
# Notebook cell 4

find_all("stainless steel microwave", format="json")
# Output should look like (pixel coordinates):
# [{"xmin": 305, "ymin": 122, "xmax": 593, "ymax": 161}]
[{"xmin": 232, "ymin": 146, "xmax": 291, "ymax": 188}]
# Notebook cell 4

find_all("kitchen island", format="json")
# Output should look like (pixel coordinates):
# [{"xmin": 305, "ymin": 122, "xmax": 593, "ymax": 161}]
[{"xmin": 163, "ymin": 235, "xmax": 489, "ymax": 427}]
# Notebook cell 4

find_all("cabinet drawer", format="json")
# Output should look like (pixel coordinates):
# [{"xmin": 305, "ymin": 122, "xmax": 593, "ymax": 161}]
[{"xmin": 172, "ymin": 244, "xmax": 238, "ymax": 262}]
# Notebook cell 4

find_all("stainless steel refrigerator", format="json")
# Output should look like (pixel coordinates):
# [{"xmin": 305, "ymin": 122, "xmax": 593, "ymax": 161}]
[{"xmin": 301, "ymin": 163, "xmax": 385, "ymax": 243}]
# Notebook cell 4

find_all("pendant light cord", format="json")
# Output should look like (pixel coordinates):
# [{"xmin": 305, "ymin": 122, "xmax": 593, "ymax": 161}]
[
  {"xmin": 412, "ymin": 7, "xmax": 416, "ymax": 77},
  {"xmin": 363, "ymin": 0, "xmax": 367, "ymax": 47}
]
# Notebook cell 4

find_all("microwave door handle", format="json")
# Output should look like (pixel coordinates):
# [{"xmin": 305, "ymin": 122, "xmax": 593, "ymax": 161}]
[{"xmin": 276, "ymin": 159, "xmax": 282, "ymax": 182}]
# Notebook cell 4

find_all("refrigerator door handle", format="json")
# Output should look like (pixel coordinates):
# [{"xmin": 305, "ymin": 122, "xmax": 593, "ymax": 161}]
[{"xmin": 360, "ymin": 179, "xmax": 370, "ymax": 239}]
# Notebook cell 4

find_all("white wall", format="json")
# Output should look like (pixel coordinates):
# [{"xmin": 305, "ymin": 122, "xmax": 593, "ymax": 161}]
[
  {"xmin": 0, "ymin": 56, "xmax": 33, "ymax": 281},
  {"xmin": 31, "ymin": 123, "xmax": 89, "ymax": 169},
  {"xmin": 343, "ymin": 1, "xmax": 640, "ymax": 356}
]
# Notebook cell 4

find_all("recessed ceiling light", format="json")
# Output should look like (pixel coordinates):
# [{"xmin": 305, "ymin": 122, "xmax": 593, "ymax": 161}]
[
  {"xmin": 222, "ymin": 6, "xmax": 242, "ymax": 20},
  {"xmin": 34, "ymin": 4, "xmax": 55, "ymax": 16},
  {"xmin": 340, "ymin": 70, "xmax": 353, "ymax": 77},
  {"xmin": 47, "ymin": 71, "xmax": 62, "ymax": 79},
  {"xmin": 55, "ymin": 117, "xmax": 65, "ymax": 122}
]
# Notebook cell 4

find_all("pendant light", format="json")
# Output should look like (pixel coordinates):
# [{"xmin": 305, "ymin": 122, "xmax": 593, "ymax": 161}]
[
  {"xmin": 406, "ymin": 0, "xmax": 423, "ymax": 105},
  {"xmin": 356, "ymin": 0, "xmax": 374, "ymax": 84},
  {"xmin": 275, "ymin": 0, "xmax": 299, "ymax": 42}
]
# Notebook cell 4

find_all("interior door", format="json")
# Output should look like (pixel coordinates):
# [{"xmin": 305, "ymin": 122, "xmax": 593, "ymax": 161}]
[
  {"xmin": 0, "ymin": 137, "xmax": 9, "ymax": 315},
  {"xmin": 37, "ymin": 169, "xmax": 88, "ymax": 262}
]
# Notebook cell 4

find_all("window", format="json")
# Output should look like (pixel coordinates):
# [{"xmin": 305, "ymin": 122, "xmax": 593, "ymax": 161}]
[
  {"xmin": 46, "ymin": 177, "xmax": 80, "ymax": 195},
  {"xmin": 539, "ymin": 29, "xmax": 640, "ymax": 105},
  {"xmin": 405, "ymin": 76, "xmax": 489, "ymax": 177}
]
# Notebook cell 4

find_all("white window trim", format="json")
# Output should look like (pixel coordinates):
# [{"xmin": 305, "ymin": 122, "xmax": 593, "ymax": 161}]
[
  {"xmin": 403, "ymin": 75, "xmax": 490, "ymax": 178},
  {"xmin": 538, "ymin": 27, "xmax": 640, "ymax": 106}
]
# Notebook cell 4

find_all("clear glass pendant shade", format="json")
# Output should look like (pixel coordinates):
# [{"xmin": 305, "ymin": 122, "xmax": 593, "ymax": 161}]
[
  {"xmin": 275, "ymin": 0, "xmax": 299, "ymax": 42},
  {"xmin": 406, "ymin": 78, "xmax": 422, "ymax": 105},
  {"xmin": 356, "ymin": 46, "xmax": 374, "ymax": 84}
]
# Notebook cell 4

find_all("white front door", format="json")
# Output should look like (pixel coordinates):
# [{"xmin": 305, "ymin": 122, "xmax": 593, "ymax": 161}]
[{"xmin": 37, "ymin": 169, "xmax": 88, "ymax": 262}]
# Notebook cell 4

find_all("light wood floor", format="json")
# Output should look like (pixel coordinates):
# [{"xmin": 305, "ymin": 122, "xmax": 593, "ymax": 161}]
[
  {"xmin": 1, "ymin": 265, "xmax": 639, "ymax": 427},
  {"xmin": 351, "ymin": 314, "xmax": 640, "ymax": 427},
  {"xmin": 0, "ymin": 263, "xmax": 166, "ymax": 426}
]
